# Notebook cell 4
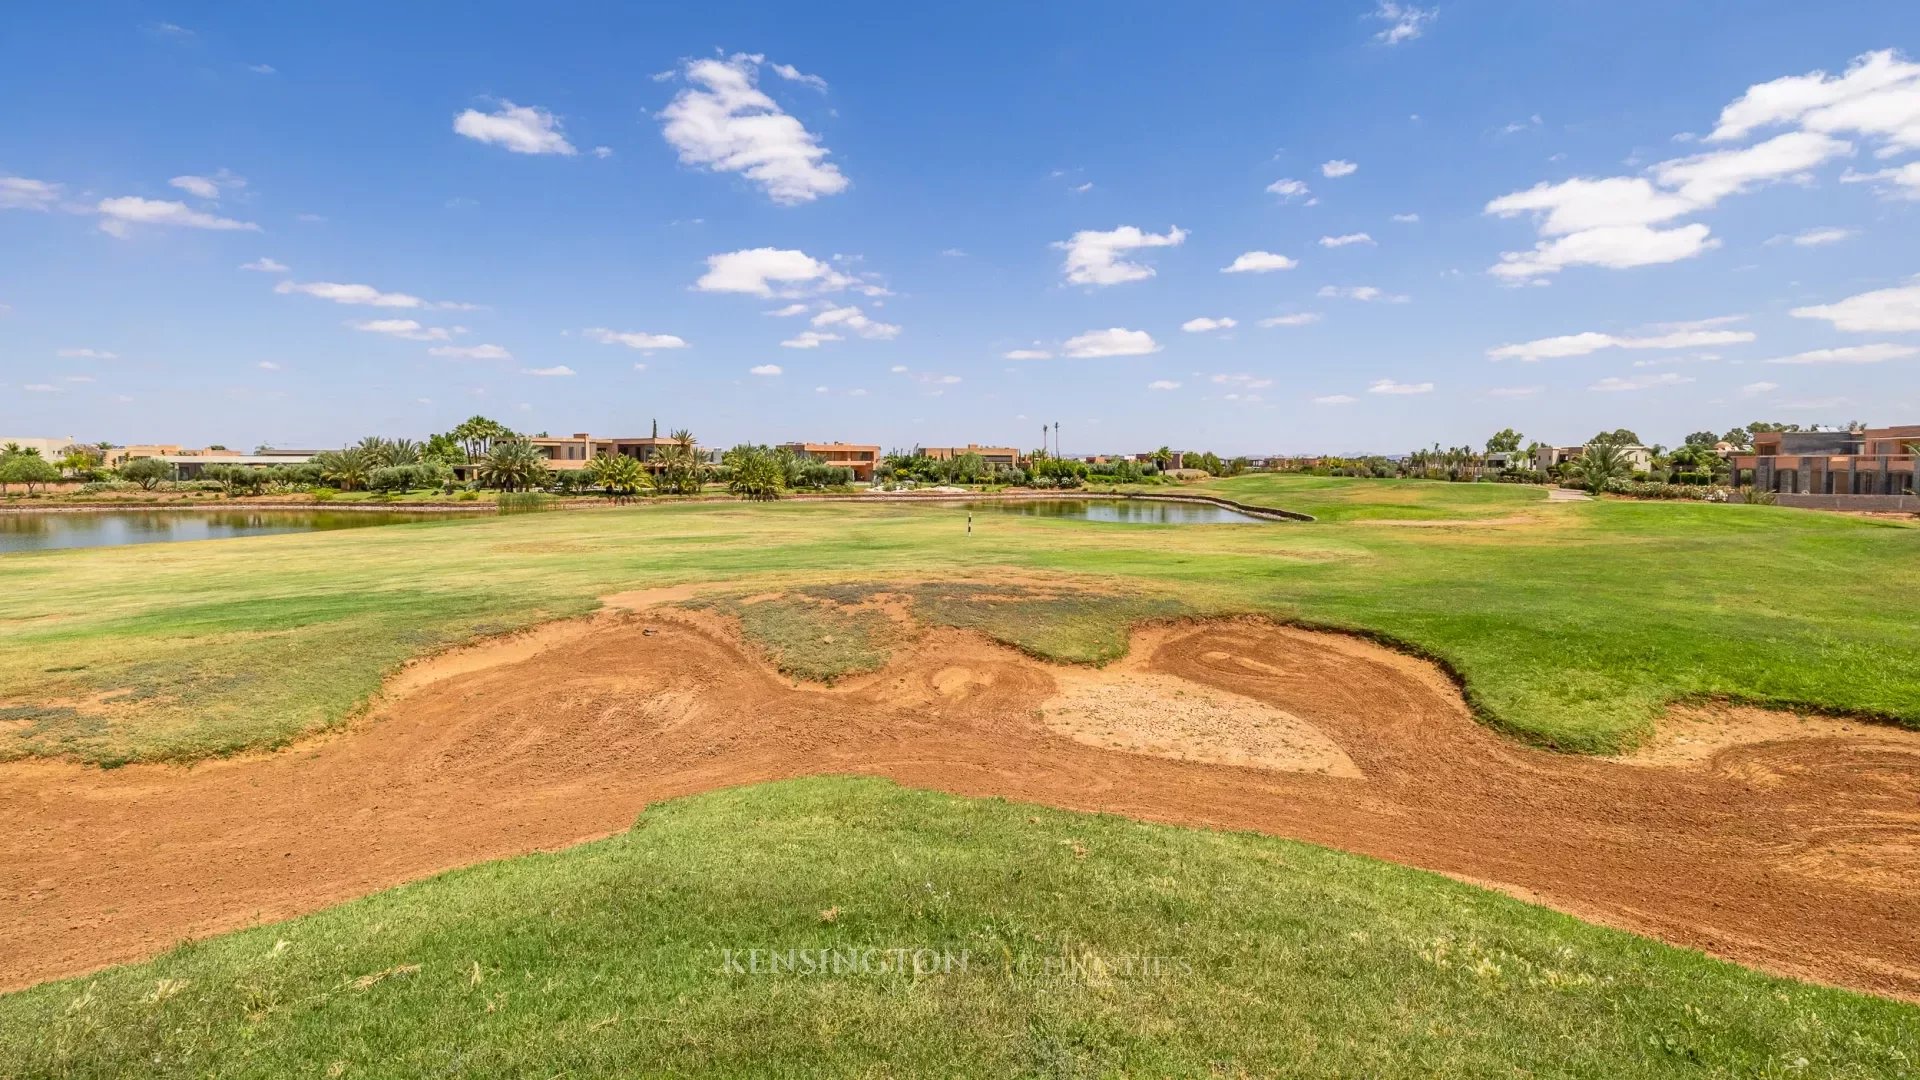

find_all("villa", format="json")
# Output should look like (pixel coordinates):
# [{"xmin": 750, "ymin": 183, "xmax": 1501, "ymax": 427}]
[
  {"xmin": 1729, "ymin": 426, "xmax": 1918, "ymax": 505},
  {"xmin": 526, "ymin": 433, "xmax": 685, "ymax": 473},
  {"xmin": 1534, "ymin": 444, "xmax": 1655, "ymax": 473},
  {"xmin": 915, "ymin": 444, "xmax": 1023, "ymax": 469},
  {"xmin": 778, "ymin": 443, "xmax": 881, "ymax": 481}
]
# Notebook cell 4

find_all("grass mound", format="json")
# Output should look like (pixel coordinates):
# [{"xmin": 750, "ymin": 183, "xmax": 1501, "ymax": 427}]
[{"xmin": 3, "ymin": 778, "xmax": 1912, "ymax": 1077}]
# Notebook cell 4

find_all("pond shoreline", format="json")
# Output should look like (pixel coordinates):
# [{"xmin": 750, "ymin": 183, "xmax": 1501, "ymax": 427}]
[{"xmin": 0, "ymin": 490, "xmax": 1314, "ymax": 522}]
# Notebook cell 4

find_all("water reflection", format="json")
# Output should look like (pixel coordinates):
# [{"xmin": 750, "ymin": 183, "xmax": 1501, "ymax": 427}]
[
  {"xmin": 0, "ymin": 510, "xmax": 461, "ymax": 553},
  {"xmin": 950, "ymin": 498, "xmax": 1269, "ymax": 525}
]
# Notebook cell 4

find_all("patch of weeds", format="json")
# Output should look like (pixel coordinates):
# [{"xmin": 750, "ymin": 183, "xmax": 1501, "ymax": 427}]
[
  {"xmin": 898, "ymin": 582, "xmax": 1191, "ymax": 665},
  {"xmin": 696, "ymin": 596, "xmax": 901, "ymax": 683}
]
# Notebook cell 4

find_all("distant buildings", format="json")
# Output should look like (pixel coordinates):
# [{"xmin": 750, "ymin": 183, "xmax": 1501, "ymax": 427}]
[
  {"xmin": 1730, "ymin": 426, "xmax": 1918, "ymax": 497},
  {"xmin": 915, "ymin": 444, "xmax": 1022, "ymax": 469},
  {"xmin": 778, "ymin": 442, "xmax": 881, "ymax": 482},
  {"xmin": 1533, "ymin": 444, "xmax": 1655, "ymax": 473}
]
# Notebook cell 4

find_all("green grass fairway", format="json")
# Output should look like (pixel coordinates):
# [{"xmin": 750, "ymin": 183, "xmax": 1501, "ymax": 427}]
[
  {"xmin": 2, "ymin": 478, "xmax": 1918, "ymax": 764},
  {"xmin": 1190, "ymin": 472, "xmax": 1549, "ymax": 522},
  {"xmin": 5, "ymin": 778, "xmax": 1913, "ymax": 1078}
]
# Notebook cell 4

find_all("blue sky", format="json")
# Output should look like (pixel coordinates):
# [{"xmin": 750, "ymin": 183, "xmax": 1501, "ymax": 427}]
[{"xmin": 3, "ymin": 1, "xmax": 1919, "ymax": 455}]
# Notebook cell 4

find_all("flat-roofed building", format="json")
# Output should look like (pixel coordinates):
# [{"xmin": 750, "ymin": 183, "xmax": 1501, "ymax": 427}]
[
  {"xmin": 1730, "ymin": 426, "xmax": 1919, "ymax": 497},
  {"xmin": 915, "ymin": 443, "xmax": 1023, "ymax": 469},
  {"xmin": 1533, "ymin": 444, "xmax": 1655, "ymax": 473},
  {"xmin": 780, "ymin": 442, "xmax": 881, "ymax": 481},
  {"xmin": 525, "ymin": 433, "xmax": 685, "ymax": 472}
]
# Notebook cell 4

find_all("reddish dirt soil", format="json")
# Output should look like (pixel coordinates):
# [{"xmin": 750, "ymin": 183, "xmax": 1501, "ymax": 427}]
[{"xmin": 2, "ymin": 613, "xmax": 1917, "ymax": 1000}]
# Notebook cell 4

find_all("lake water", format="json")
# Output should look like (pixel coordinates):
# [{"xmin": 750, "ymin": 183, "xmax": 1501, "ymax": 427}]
[
  {"xmin": 953, "ymin": 498, "xmax": 1269, "ymax": 525},
  {"xmin": 0, "ymin": 510, "xmax": 461, "ymax": 553}
]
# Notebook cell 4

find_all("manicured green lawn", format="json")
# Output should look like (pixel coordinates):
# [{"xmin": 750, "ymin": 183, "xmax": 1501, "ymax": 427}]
[
  {"xmin": 1, "ymin": 478, "xmax": 1916, "ymax": 764},
  {"xmin": 1189, "ymin": 472, "xmax": 1550, "ymax": 522},
  {"xmin": 5, "ymin": 778, "xmax": 1912, "ymax": 1078}
]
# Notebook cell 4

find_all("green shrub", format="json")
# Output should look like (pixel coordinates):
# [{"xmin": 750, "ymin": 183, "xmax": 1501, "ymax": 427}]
[{"xmin": 497, "ymin": 491, "xmax": 552, "ymax": 514}]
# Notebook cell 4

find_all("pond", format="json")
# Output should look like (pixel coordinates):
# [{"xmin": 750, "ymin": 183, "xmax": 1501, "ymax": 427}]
[
  {"xmin": 0, "ymin": 510, "xmax": 465, "ymax": 554},
  {"xmin": 951, "ymin": 498, "xmax": 1270, "ymax": 525}
]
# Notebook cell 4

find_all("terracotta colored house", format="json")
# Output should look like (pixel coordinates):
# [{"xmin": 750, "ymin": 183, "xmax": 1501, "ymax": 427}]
[
  {"xmin": 779, "ymin": 442, "xmax": 881, "ymax": 481},
  {"xmin": 1729, "ymin": 426, "xmax": 1919, "ymax": 496}
]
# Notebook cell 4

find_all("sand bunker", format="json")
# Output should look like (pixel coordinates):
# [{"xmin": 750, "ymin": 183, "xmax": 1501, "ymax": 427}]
[
  {"xmin": 1621, "ymin": 702, "xmax": 1920, "ymax": 769},
  {"xmin": 1, "ymin": 611, "xmax": 1918, "ymax": 1005},
  {"xmin": 1042, "ymin": 630, "xmax": 1361, "ymax": 778}
]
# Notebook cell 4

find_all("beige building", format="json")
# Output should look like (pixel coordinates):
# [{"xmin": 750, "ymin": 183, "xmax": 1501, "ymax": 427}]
[
  {"xmin": 1534, "ymin": 444, "xmax": 1654, "ymax": 473},
  {"xmin": 1, "ymin": 436, "xmax": 85, "ymax": 458},
  {"xmin": 915, "ymin": 443, "xmax": 1023, "ymax": 469}
]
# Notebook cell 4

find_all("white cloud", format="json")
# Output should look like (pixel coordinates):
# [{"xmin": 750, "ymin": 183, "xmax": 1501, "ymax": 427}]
[
  {"xmin": 584, "ymin": 327, "xmax": 689, "ymax": 350},
  {"xmin": 1487, "ymin": 325, "xmax": 1755, "ymax": 361},
  {"xmin": 1489, "ymin": 223, "xmax": 1717, "ymax": 281},
  {"xmin": 1266, "ymin": 178, "xmax": 1311, "ymax": 200},
  {"xmin": 1321, "ymin": 159, "xmax": 1358, "ymax": 178},
  {"xmin": 453, "ymin": 101, "xmax": 577, "ymax": 155},
  {"xmin": 1221, "ymin": 250, "xmax": 1298, "ymax": 273},
  {"xmin": 766, "ymin": 302, "xmax": 810, "ymax": 317},
  {"xmin": 239, "ymin": 257, "xmax": 289, "ymax": 273},
  {"xmin": 350, "ymin": 318, "xmax": 459, "ymax": 342},
  {"xmin": 659, "ymin": 53, "xmax": 847, "ymax": 204},
  {"xmin": 96, "ymin": 196, "xmax": 258, "ymax": 236},
  {"xmin": 1259, "ymin": 313, "xmax": 1321, "ymax": 327},
  {"xmin": 23, "ymin": 383, "xmax": 60, "ymax": 393},
  {"xmin": 58, "ymin": 347, "xmax": 117, "ymax": 359},
  {"xmin": 1313, "ymin": 394, "xmax": 1357, "ymax": 405},
  {"xmin": 694, "ymin": 247, "xmax": 853, "ymax": 295},
  {"xmin": 1841, "ymin": 161, "xmax": 1920, "ymax": 199},
  {"xmin": 1211, "ymin": 374, "xmax": 1275, "ymax": 389},
  {"xmin": 1181, "ymin": 316, "xmax": 1237, "ymax": 333},
  {"xmin": 522, "ymin": 365, "xmax": 575, "ymax": 376},
  {"xmin": 248, "ymin": 63, "xmax": 276, "ymax": 75},
  {"xmin": 780, "ymin": 330, "xmax": 841, "ymax": 349},
  {"xmin": 1739, "ymin": 381, "xmax": 1780, "ymax": 397},
  {"xmin": 811, "ymin": 304, "xmax": 900, "ymax": 340},
  {"xmin": 1147, "ymin": 380, "xmax": 1181, "ymax": 391},
  {"xmin": 1589, "ymin": 373, "xmax": 1695, "ymax": 391},
  {"xmin": 1487, "ymin": 386, "xmax": 1544, "ymax": 398},
  {"xmin": 1371, "ymin": 1, "xmax": 1436, "ymax": 45},
  {"xmin": 1070, "ymin": 181, "xmax": 1094, "ymax": 194},
  {"xmin": 749, "ymin": 363, "xmax": 783, "ymax": 376},
  {"xmin": 1319, "ymin": 232, "xmax": 1375, "ymax": 248},
  {"xmin": 1055, "ymin": 225, "xmax": 1186, "ymax": 286},
  {"xmin": 1791, "ymin": 282, "xmax": 1920, "ymax": 332},
  {"xmin": 1061, "ymin": 327, "xmax": 1161, "ymax": 358},
  {"xmin": 1318, "ymin": 285, "xmax": 1408, "ymax": 302},
  {"xmin": 257, "ymin": 361, "xmax": 281, "ymax": 371},
  {"xmin": 1770, "ymin": 226, "xmax": 1857, "ymax": 246},
  {"xmin": 1485, "ymin": 176, "xmax": 1695, "ymax": 235},
  {"xmin": 276, "ymin": 280, "xmax": 427, "ymax": 308},
  {"xmin": 168, "ymin": 170, "xmax": 245, "ymax": 201},
  {"xmin": 1708, "ymin": 49, "xmax": 1920, "ymax": 151},
  {"xmin": 1762, "ymin": 343, "xmax": 1918, "ymax": 365},
  {"xmin": 430, "ymin": 344, "xmax": 513, "ymax": 360},
  {"xmin": 1391, "ymin": 212, "xmax": 1421, "ymax": 223},
  {"xmin": 1650, "ymin": 131, "xmax": 1851, "ymax": 206},
  {"xmin": 1368, "ymin": 378, "xmax": 1432, "ymax": 395},
  {"xmin": 769, "ymin": 60, "xmax": 829, "ymax": 92},
  {"xmin": 1484, "ymin": 54, "xmax": 1896, "ymax": 282},
  {"xmin": 0, "ymin": 176, "xmax": 60, "ymax": 210}
]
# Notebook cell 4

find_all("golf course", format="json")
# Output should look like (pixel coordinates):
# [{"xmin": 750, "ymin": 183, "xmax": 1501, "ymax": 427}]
[{"xmin": 2, "ymin": 476, "xmax": 1918, "ymax": 1077}]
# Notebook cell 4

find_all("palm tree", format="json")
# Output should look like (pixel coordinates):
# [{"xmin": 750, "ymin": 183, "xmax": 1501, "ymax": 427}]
[
  {"xmin": 586, "ymin": 453, "xmax": 644, "ymax": 499},
  {"xmin": 451, "ymin": 416, "xmax": 512, "ymax": 461},
  {"xmin": 1570, "ymin": 442, "xmax": 1634, "ymax": 494},
  {"xmin": 725, "ymin": 445, "xmax": 784, "ymax": 500},
  {"xmin": 313, "ymin": 447, "xmax": 373, "ymax": 491},
  {"xmin": 652, "ymin": 429, "xmax": 703, "ymax": 495},
  {"xmin": 1151, "ymin": 446, "xmax": 1172, "ymax": 471},
  {"xmin": 476, "ymin": 440, "xmax": 550, "ymax": 492}
]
